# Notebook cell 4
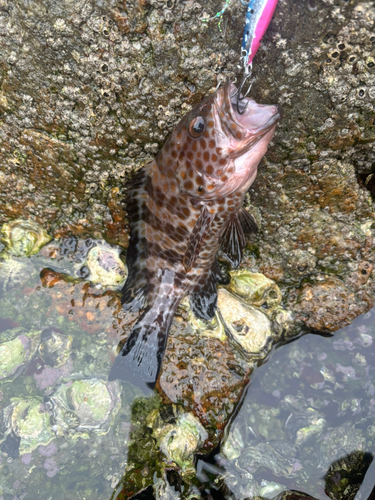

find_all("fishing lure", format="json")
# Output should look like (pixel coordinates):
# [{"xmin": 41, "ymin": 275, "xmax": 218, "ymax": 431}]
[
  {"xmin": 241, "ymin": 0, "xmax": 279, "ymax": 68},
  {"xmin": 235, "ymin": 0, "xmax": 279, "ymax": 114}
]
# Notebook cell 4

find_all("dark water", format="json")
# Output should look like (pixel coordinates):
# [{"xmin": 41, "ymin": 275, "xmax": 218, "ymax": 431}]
[{"xmin": 0, "ymin": 244, "xmax": 375, "ymax": 500}]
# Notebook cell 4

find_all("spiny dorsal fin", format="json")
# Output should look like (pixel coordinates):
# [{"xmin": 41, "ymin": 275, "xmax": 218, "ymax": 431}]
[
  {"xmin": 238, "ymin": 208, "xmax": 258, "ymax": 234},
  {"xmin": 183, "ymin": 205, "xmax": 214, "ymax": 273},
  {"xmin": 220, "ymin": 215, "xmax": 246, "ymax": 269},
  {"xmin": 122, "ymin": 165, "xmax": 151, "ymax": 311}
]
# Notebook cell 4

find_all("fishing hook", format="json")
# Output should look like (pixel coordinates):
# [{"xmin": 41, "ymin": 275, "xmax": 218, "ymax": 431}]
[{"xmin": 233, "ymin": 70, "xmax": 253, "ymax": 115}]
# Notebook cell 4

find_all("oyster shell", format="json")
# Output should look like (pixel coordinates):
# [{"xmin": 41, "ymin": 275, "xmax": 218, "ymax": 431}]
[
  {"xmin": 3, "ymin": 397, "xmax": 55, "ymax": 455},
  {"xmin": 49, "ymin": 377, "xmax": 121, "ymax": 436},
  {"xmin": 0, "ymin": 219, "xmax": 51, "ymax": 257},
  {"xmin": 226, "ymin": 271, "xmax": 282, "ymax": 314},
  {"xmin": 271, "ymin": 306, "xmax": 298, "ymax": 340},
  {"xmin": 84, "ymin": 242, "xmax": 127, "ymax": 289},
  {"xmin": 0, "ymin": 327, "xmax": 42, "ymax": 380},
  {"xmin": 218, "ymin": 288, "xmax": 275, "ymax": 360},
  {"xmin": 38, "ymin": 329, "xmax": 72, "ymax": 368},
  {"xmin": 151, "ymin": 409, "xmax": 208, "ymax": 477}
]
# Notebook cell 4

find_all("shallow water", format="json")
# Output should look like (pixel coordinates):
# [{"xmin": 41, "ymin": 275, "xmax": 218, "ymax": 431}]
[{"xmin": 0, "ymin": 241, "xmax": 374, "ymax": 500}]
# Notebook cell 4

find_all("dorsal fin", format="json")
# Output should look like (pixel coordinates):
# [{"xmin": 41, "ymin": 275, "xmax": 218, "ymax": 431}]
[
  {"xmin": 121, "ymin": 165, "xmax": 151, "ymax": 311},
  {"xmin": 183, "ymin": 205, "xmax": 214, "ymax": 273},
  {"xmin": 220, "ymin": 215, "xmax": 246, "ymax": 269},
  {"xmin": 238, "ymin": 208, "xmax": 258, "ymax": 234}
]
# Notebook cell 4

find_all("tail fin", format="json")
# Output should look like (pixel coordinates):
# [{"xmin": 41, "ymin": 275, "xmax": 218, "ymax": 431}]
[
  {"xmin": 109, "ymin": 269, "xmax": 183, "ymax": 392},
  {"xmin": 108, "ymin": 312, "xmax": 170, "ymax": 392}
]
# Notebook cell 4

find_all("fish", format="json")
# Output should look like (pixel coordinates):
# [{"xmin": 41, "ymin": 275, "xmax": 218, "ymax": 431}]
[{"xmin": 108, "ymin": 80, "xmax": 281, "ymax": 392}]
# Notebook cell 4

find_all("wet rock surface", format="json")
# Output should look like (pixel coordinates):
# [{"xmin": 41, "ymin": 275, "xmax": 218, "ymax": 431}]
[{"xmin": 0, "ymin": 0, "xmax": 375, "ymax": 332}]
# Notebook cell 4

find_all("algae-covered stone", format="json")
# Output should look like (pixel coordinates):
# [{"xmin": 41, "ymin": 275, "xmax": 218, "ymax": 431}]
[
  {"xmin": 50, "ymin": 377, "xmax": 121, "ymax": 436},
  {"xmin": 0, "ymin": 327, "xmax": 42, "ymax": 380},
  {"xmin": 3, "ymin": 397, "xmax": 55, "ymax": 455},
  {"xmin": 0, "ymin": 219, "xmax": 51, "ymax": 257}
]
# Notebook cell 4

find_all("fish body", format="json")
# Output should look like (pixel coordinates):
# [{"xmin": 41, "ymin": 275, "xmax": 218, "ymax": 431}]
[{"xmin": 108, "ymin": 81, "xmax": 280, "ymax": 391}]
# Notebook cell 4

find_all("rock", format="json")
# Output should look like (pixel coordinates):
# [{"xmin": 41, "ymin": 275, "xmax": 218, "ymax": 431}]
[
  {"xmin": 288, "ymin": 276, "xmax": 367, "ymax": 332},
  {"xmin": 0, "ymin": 0, "xmax": 374, "ymax": 331}
]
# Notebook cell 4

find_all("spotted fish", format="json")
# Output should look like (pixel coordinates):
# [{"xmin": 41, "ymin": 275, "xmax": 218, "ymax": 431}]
[{"xmin": 108, "ymin": 81, "xmax": 281, "ymax": 391}]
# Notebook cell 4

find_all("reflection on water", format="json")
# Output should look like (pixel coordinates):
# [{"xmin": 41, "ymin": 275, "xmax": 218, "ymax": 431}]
[
  {"xmin": 207, "ymin": 308, "xmax": 375, "ymax": 499},
  {"xmin": 0, "ymin": 239, "xmax": 374, "ymax": 499}
]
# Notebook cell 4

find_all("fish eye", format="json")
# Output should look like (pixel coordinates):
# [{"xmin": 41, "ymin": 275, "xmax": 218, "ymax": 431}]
[
  {"xmin": 189, "ymin": 116, "xmax": 205, "ymax": 137},
  {"xmin": 197, "ymin": 186, "xmax": 203, "ymax": 193}
]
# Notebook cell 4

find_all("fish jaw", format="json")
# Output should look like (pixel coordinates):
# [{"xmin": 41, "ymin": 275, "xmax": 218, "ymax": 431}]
[
  {"xmin": 206, "ymin": 82, "xmax": 280, "ymax": 199},
  {"xmin": 233, "ymin": 124, "xmax": 278, "ymax": 192},
  {"xmin": 221, "ymin": 80, "xmax": 281, "ymax": 147}
]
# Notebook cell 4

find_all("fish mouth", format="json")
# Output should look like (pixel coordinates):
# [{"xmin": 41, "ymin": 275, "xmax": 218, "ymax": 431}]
[{"xmin": 223, "ymin": 81, "xmax": 281, "ymax": 137}]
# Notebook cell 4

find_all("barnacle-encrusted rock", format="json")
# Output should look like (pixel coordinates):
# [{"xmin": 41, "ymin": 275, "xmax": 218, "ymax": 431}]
[
  {"xmin": 49, "ymin": 377, "xmax": 121, "ymax": 437},
  {"xmin": 0, "ymin": 327, "xmax": 42, "ymax": 380},
  {"xmin": 284, "ymin": 249, "xmax": 317, "ymax": 278},
  {"xmin": 84, "ymin": 242, "xmax": 127, "ymax": 289},
  {"xmin": 0, "ymin": 220, "xmax": 51, "ymax": 257},
  {"xmin": 289, "ymin": 276, "xmax": 367, "ymax": 332},
  {"xmin": 2, "ymin": 397, "xmax": 55, "ymax": 455}
]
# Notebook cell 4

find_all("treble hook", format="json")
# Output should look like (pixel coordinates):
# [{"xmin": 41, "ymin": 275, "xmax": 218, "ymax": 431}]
[{"xmin": 232, "ymin": 70, "xmax": 253, "ymax": 115}]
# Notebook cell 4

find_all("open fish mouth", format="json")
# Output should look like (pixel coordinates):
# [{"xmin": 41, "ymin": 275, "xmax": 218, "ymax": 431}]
[{"xmin": 223, "ymin": 81, "xmax": 281, "ymax": 137}]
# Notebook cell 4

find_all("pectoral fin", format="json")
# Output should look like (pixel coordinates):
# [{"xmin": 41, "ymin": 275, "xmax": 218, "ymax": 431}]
[
  {"xmin": 238, "ymin": 208, "xmax": 258, "ymax": 233},
  {"xmin": 183, "ymin": 205, "xmax": 214, "ymax": 273}
]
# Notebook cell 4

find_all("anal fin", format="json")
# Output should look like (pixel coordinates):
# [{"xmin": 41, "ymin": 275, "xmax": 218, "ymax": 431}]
[{"xmin": 190, "ymin": 271, "xmax": 218, "ymax": 321}]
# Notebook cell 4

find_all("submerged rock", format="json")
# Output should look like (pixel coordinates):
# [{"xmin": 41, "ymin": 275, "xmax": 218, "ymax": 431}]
[
  {"xmin": 38, "ymin": 329, "xmax": 73, "ymax": 369},
  {"xmin": 0, "ymin": 256, "xmax": 37, "ymax": 292}
]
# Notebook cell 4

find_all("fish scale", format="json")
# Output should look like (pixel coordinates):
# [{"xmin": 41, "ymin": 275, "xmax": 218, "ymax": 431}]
[{"xmin": 109, "ymin": 81, "xmax": 281, "ymax": 392}]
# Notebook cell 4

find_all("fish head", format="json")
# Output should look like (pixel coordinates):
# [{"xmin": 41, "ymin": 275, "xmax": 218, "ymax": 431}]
[{"xmin": 158, "ymin": 80, "xmax": 281, "ymax": 201}]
